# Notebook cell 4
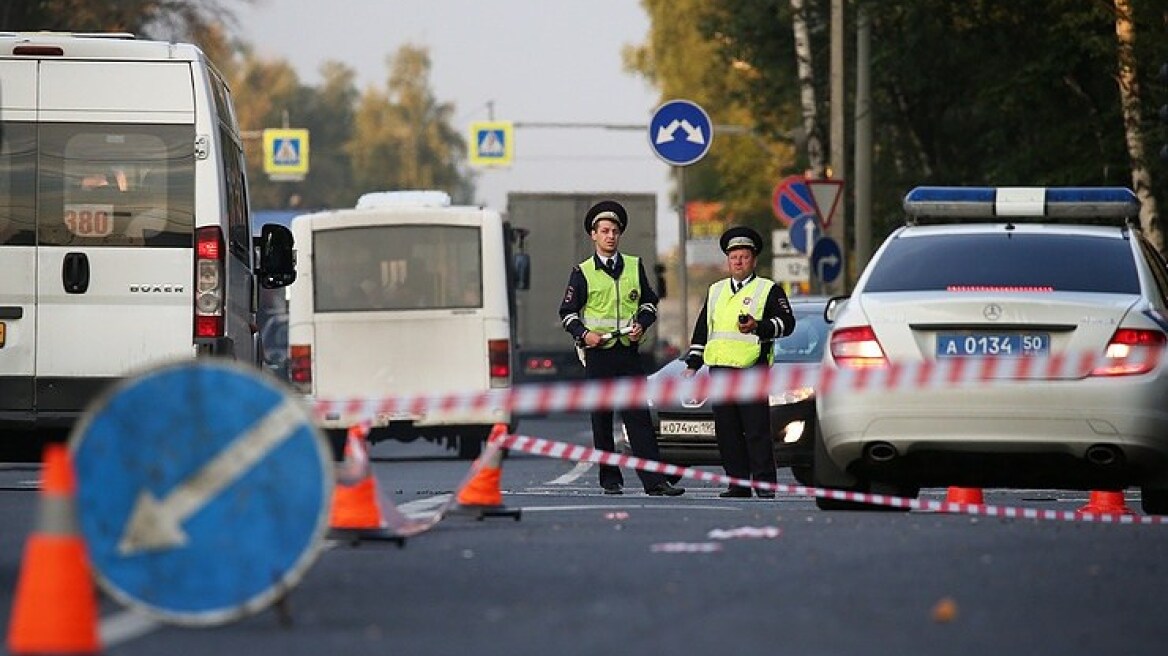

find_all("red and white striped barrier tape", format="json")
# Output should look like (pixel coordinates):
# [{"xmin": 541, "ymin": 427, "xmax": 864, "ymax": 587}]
[
  {"xmin": 489, "ymin": 432, "xmax": 1168, "ymax": 526},
  {"xmin": 312, "ymin": 350, "xmax": 1162, "ymax": 422}
]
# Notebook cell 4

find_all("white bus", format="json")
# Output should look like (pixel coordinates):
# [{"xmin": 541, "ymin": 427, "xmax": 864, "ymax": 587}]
[
  {"xmin": 0, "ymin": 32, "xmax": 297, "ymax": 446},
  {"xmin": 287, "ymin": 191, "xmax": 516, "ymax": 459}
]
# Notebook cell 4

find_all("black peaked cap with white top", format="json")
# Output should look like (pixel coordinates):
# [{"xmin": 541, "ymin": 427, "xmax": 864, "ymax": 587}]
[
  {"xmin": 719, "ymin": 225, "xmax": 764, "ymax": 255},
  {"xmin": 583, "ymin": 200, "xmax": 629, "ymax": 234}
]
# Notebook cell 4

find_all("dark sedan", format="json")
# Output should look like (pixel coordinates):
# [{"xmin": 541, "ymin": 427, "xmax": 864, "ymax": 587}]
[{"xmin": 638, "ymin": 298, "xmax": 829, "ymax": 485}]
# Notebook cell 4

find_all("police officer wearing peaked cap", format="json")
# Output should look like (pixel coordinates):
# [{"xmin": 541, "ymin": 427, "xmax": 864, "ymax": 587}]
[
  {"xmin": 684, "ymin": 224, "xmax": 796, "ymax": 498},
  {"xmin": 559, "ymin": 200, "xmax": 684, "ymax": 497}
]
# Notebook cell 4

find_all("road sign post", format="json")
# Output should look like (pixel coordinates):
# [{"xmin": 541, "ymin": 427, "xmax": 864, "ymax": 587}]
[
  {"xmin": 649, "ymin": 99, "xmax": 714, "ymax": 349},
  {"xmin": 71, "ymin": 360, "xmax": 333, "ymax": 626}
]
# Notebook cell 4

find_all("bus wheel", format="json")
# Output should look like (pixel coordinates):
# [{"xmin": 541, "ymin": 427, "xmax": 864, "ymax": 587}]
[{"xmin": 457, "ymin": 432, "xmax": 484, "ymax": 460}]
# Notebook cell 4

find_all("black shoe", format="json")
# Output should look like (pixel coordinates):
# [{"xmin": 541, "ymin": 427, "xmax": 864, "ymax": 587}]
[
  {"xmin": 755, "ymin": 489, "xmax": 776, "ymax": 499},
  {"xmin": 602, "ymin": 484, "xmax": 623, "ymax": 495},
  {"xmin": 719, "ymin": 488, "xmax": 752, "ymax": 498},
  {"xmin": 646, "ymin": 481, "xmax": 685, "ymax": 496}
]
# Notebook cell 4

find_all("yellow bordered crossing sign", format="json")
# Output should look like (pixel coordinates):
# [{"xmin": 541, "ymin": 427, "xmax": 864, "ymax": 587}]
[
  {"xmin": 263, "ymin": 128, "xmax": 310, "ymax": 179},
  {"xmin": 469, "ymin": 121, "xmax": 513, "ymax": 167}
]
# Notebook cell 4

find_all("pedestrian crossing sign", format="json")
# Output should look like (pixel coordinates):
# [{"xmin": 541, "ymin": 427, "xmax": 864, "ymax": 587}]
[
  {"xmin": 469, "ymin": 121, "xmax": 513, "ymax": 167},
  {"xmin": 262, "ymin": 128, "xmax": 310, "ymax": 178}
]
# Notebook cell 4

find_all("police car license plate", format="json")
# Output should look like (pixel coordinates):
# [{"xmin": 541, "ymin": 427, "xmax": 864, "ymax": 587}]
[
  {"xmin": 936, "ymin": 333, "xmax": 1049, "ymax": 357},
  {"xmin": 660, "ymin": 419, "xmax": 715, "ymax": 436}
]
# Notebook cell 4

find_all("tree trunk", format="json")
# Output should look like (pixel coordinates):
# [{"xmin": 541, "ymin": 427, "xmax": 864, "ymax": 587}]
[
  {"xmin": 791, "ymin": 0, "xmax": 824, "ymax": 175},
  {"xmin": 1114, "ymin": 0, "xmax": 1164, "ymax": 254}
]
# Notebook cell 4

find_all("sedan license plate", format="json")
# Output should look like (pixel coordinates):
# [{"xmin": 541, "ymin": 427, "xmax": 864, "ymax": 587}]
[
  {"xmin": 660, "ymin": 419, "xmax": 715, "ymax": 436},
  {"xmin": 936, "ymin": 333, "xmax": 1049, "ymax": 357}
]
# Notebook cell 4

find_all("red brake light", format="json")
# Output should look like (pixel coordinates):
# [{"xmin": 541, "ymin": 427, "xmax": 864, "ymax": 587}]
[
  {"xmin": 1089, "ymin": 328, "xmax": 1165, "ymax": 376},
  {"xmin": 488, "ymin": 339, "xmax": 511, "ymax": 388},
  {"xmin": 289, "ymin": 344, "xmax": 313, "ymax": 392},
  {"xmin": 194, "ymin": 226, "xmax": 225, "ymax": 339},
  {"xmin": 830, "ymin": 325, "xmax": 888, "ymax": 368},
  {"xmin": 946, "ymin": 285, "xmax": 1053, "ymax": 292}
]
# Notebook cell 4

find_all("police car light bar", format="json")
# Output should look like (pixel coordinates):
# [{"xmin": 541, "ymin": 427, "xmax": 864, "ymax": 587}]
[{"xmin": 903, "ymin": 186, "xmax": 1139, "ymax": 222}]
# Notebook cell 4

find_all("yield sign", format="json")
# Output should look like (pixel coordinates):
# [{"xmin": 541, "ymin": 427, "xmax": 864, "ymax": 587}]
[{"xmin": 806, "ymin": 178, "xmax": 845, "ymax": 229}]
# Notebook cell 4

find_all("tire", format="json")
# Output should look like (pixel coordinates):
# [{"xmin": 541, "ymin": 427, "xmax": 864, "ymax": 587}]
[
  {"xmin": 1140, "ymin": 487, "xmax": 1168, "ymax": 515},
  {"xmin": 791, "ymin": 465, "xmax": 813, "ymax": 486},
  {"xmin": 811, "ymin": 422, "xmax": 868, "ymax": 511},
  {"xmin": 457, "ymin": 432, "xmax": 485, "ymax": 460}
]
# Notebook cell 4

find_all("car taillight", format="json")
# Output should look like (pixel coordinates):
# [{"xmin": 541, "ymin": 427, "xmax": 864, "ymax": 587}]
[
  {"xmin": 1089, "ymin": 328, "xmax": 1165, "ymax": 376},
  {"xmin": 289, "ymin": 344, "xmax": 312, "ymax": 393},
  {"xmin": 194, "ymin": 226, "xmax": 225, "ymax": 339},
  {"xmin": 830, "ymin": 325, "xmax": 888, "ymax": 368},
  {"xmin": 489, "ymin": 339, "xmax": 511, "ymax": 388}
]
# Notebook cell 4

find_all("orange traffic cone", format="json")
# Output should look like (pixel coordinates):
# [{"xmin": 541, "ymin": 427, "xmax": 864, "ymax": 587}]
[
  {"xmin": 328, "ymin": 425, "xmax": 405, "ymax": 545},
  {"xmin": 7, "ymin": 443, "xmax": 101, "ymax": 655},
  {"xmin": 1076, "ymin": 490, "xmax": 1134, "ymax": 516},
  {"xmin": 944, "ymin": 486, "xmax": 985, "ymax": 507},
  {"xmin": 453, "ymin": 424, "xmax": 521, "ymax": 521}
]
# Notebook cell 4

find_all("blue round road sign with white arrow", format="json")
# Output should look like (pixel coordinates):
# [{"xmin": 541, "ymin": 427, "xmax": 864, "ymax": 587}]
[
  {"xmin": 811, "ymin": 236, "xmax": 843, "ymax": 284},
  {"xmin": 71, "ymin": 360, "xmax": 333, "ymax": 626},
  {"xmin": 649, "ymin": 99, "xmax": 713, "ymax": 166}
]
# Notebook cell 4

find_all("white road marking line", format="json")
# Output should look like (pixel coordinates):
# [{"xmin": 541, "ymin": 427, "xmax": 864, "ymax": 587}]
[
  {"xmin": 546, "ymin": 461, "xmax": 592, "ymax": 485},
  {"xmin": 100, "ymin": 609, "xmax": 161, "ymax": 646}
]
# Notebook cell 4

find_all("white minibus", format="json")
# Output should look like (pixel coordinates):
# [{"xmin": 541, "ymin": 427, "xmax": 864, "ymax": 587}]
[
  {"xmin": 0, "ymin": 32, "xmax": 297, "ymax": 445},
  {"xmin": 287, "ymin": 191, "xmax": 515, "ymax": 459}
]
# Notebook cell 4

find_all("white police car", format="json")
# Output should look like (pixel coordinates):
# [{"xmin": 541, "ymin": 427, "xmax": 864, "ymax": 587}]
[{"xmin": 815, "ymin": 187, "xmax": 1168, "ymax": 514}]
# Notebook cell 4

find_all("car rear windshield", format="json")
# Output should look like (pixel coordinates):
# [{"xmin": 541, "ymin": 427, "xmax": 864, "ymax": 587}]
[{"xmin": 863, "ymin": 232, "xmax": 1139, "ymax": 294}]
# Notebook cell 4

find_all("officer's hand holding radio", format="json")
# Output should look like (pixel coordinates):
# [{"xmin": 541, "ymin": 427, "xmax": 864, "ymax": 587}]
[{"xmin": 737, "ymin": 313, "xmax": 756, "ymax": 334}]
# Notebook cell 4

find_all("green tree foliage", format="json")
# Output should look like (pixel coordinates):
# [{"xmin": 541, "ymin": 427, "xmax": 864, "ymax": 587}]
[
  {"xmin": 627, "ymin": 0, "xmax": 796, "ymax": 244},
  {"xmin": 346, "ymin": 46, "xmax": 466, "ymax": 200},
  {"xmin": 0, "ymin": 0, "xmax": 247, "ymax": 45},
  {"xmin": 636, "ymin": 0, "xmax": 1168, "ymax": 256}
]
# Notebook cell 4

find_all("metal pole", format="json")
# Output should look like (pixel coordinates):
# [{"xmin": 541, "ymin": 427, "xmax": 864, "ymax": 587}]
[
  {"xmin": 676, "ymin": 166, "xmax": 689, "ymax": 345},
  {"xmin": 854, "ymin": 4, "xmax": 872, "ymax": 278},
  {"xmin": 828, "ymin": 0, "xmax": 846, "ymax": 294}
]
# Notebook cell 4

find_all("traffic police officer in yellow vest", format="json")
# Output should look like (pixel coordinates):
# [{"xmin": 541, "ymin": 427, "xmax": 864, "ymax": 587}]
[
  {"xmin": 683, "ymin": 226, "xmax": 796, "ymax": 498},
  {"xmin": 559, "ymin": 200, "xmax": 684, "ymax": 497}
]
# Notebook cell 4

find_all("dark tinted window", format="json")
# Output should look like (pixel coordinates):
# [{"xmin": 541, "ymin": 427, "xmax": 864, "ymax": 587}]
[
  {"xmin": 0, "ymin": 122, "xmax": 36, "ymax": 246},
  {"xmin": 313, "ymin": 225, "xmax": 482, "ymax": 312},
  {"xmin": 864, "ymin": 232, "xmax": 1139, "ymax": 294},
  {"xmin": 37, "ymin": 123, "xmax": 195, "ymax": 247}
]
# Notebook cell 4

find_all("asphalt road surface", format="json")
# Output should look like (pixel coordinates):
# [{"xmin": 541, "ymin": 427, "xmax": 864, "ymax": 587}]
[{"xmin": 2, "ymin": 413, "xmax": 1166, "ymax": 656}]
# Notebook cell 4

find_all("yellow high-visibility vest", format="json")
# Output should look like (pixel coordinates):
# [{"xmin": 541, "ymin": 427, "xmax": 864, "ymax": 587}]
[
  {"xmin": 579, "ymin": 255, "xmax": 641, "ymax": 348},
  {"xmin": 703, "ymin": 277, "xmax": 774, "ymax": 367}
]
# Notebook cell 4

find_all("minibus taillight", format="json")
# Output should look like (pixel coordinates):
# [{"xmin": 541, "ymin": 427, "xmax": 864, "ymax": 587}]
[
  {"xmin": 289, "ymin": 344, "xmax": 313, "ymax": 393},
  {"xmin": 194, "ymin": 226, "xmax": 225, "ymax": 338},
  {"xmin": 488, "ymin": 339, "xmax": 511, "ymax": 388}
]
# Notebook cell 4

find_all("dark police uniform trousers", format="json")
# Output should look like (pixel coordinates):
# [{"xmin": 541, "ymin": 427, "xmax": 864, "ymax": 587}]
[
  {"xmin": 584, "ymin": 343, "xmax": 669, "ymax": 491},
  {"xmin": 709, "ymin": 363, "xmax": 776, "ymax": 489}
]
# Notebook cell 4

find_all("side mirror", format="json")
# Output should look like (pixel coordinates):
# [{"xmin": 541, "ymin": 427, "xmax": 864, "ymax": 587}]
[
  {"xmin": 654, "ymin": 263, "xmax": 667, "ymax": 299},
  {"xmin": 513, "ymin": 252, "xmax": 530, "ymax": 291},
  {"xmin": 257, "ymin": 224, "xmax": 296, "ymax": 289},
  {"xmin": 824, "ymin": 295, "xmax": 849, "ymax": 324}
]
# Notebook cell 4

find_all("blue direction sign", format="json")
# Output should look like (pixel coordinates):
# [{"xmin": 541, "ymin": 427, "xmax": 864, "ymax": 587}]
[
  {"xmin": 811, "ymin": 236, "xmax": 843, "ymax": 284},
  {"xmin": 788, "ymin": 214, "xmax": 822, "ymax": 255},
  {"xmin": 71, "ymin": 360, "xmax": 333, "ymax": 626},
  {"xmin": 649, "ymin": 99, "xmax": 713, "ymax": 166}
]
